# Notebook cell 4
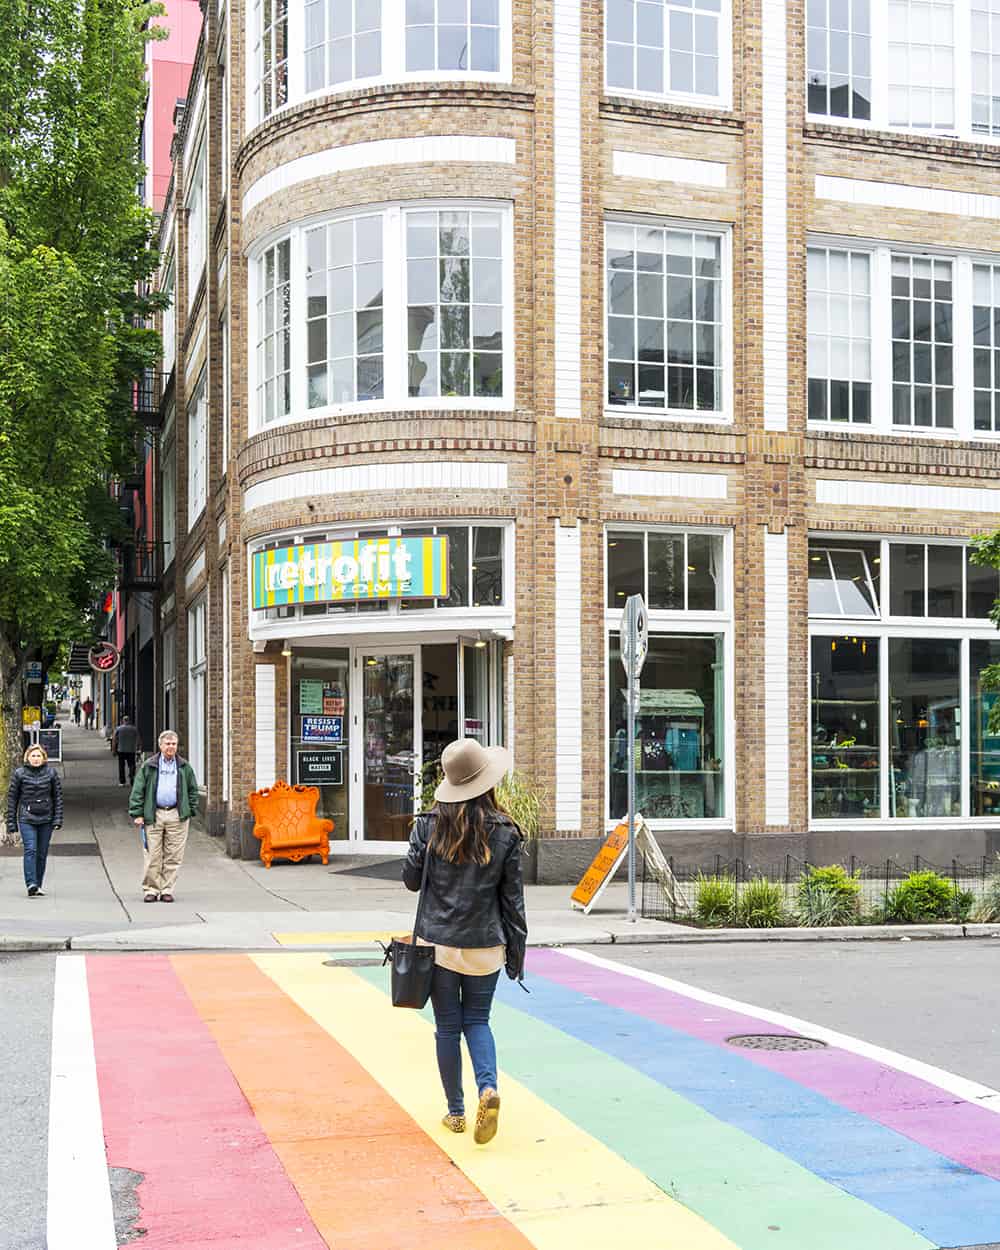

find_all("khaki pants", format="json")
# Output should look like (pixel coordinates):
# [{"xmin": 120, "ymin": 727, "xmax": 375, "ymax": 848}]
[{"xmin": 141, "ymin": 807, "xmax": 189, "ymax": 895}]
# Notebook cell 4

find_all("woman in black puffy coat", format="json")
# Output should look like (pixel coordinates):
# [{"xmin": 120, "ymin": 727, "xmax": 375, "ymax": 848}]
[{"xmin": 6, "ymin": 743, "xmax": 63, "ymax": 896}]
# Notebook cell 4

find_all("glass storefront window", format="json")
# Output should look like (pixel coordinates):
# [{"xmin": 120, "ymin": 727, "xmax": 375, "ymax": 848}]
[
  {"xmin": 292, "ymin": 649, "xmax": 350, "ymax": 837},
  {"xmin": 810, "ymin": 637, "xmax": 880, "ymax": 819},
  {"xmin": 472, "ymin": 527, "xmax": 503, "ymax": 606},
  {"xmin": 608, "ymin": 633, "xmax": 725, "ymax": 820},
  {"xmin": 967, "ymin": 549, "xmax": 1000, "ymax": 618},
  {"xmin": 970, "ymin": 640, "xmax": 1000, "ymax": 816},
  {"xmin": 607, "ymin": 533, "xmax": 644, "ymax": 606},
  {"xmin": 607, "ymin": 530, "xmax": 724, "ymax": 611},
  {"xmin": 889, "ymin": 638, "xmax": 961, "ymax": 818},
  {"xmin": 808, "ymin": 540, "xmax": 880, "ymax": 616}
]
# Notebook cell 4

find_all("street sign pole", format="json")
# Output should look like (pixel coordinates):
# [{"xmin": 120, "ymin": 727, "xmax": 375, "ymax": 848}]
[{"xmin": 620, "ymin": 594, "xmax": 648, "ymax": 922}]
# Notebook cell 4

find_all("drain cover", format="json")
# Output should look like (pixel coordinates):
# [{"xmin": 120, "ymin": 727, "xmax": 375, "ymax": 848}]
[
  {"xmin": 323, "ymin": 957, "xmax": 383, "ymax": 968},
  {"xmin": 726, "ymin": 1034, "xmax": 828, "ymax": 1051}
]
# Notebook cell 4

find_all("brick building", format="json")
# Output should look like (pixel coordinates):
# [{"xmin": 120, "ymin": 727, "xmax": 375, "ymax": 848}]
[{"xmin": 154, "ymin": 0, "xmax": 1000, "ymax": 878}]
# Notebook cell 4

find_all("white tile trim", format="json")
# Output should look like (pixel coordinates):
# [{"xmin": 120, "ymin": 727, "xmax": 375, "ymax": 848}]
[
  {"xmin": 761, "ymin": 0, "xmax": 788, "ymax": 431},
  {"xmin": 255, "ymin": 664, "xmax": 277, "ymax": 788},
  {"xmin": 184, "ymin": 549, "xmax": 206, "ymax": 589},
  {"xmin": 816, "ymin": 477, "xmax": 1000, "ymax": 513},
  {"xmin": 554, "ymin": 521, "xmax": 583, "ymax": 830},
  {"xmin": 611, "ymin": 469, "xmax": 729, "ymax": 500},
  {"xmin": 244, "ymin": 460, "xmax": 508, "ymax": 513},
  {"xmin": 763, "ymin": 528, "xmax": 789, "ymax": 825},
  {"xmin": 553, "ymin": 0, "xmax": 582, "ymax": 420},
  {"xmin": 612, "ymin": 150, "xmax": 728, "ymax": 188},
  {"xmin": 242, "ymin": 135, "xmax": 517, "ymax": 216},
  {"xmin": 815, "ymin": 174, "xmax": 1000, "ymax": 221}
]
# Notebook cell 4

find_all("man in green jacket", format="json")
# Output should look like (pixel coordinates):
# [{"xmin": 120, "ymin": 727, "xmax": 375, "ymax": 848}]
[{"xmin": 128, "ymin": 730, "xmax": 200, "ymax": 903}]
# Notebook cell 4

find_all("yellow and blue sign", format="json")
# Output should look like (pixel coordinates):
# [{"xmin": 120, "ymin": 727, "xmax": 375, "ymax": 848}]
[{"xmin": 252, "ymin": 536, "xmax": 448, "ymax": 610}]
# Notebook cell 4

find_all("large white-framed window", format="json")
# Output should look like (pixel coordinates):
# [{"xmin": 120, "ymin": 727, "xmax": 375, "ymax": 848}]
[
  {"xmin": 809, "ymin": 534, "xmax": 1000, "ymax": 824},
  {"xmin": 162, "ymin": 623, "xmax": 177, "ymax": 732},
  {"xmin": 251, "ymin": 0, "xmax": 511, "ymax": 125},
  {"xmin": 808, "ymin": 0, "xmax": 1000, "ymax": 142},
  {"xmin": 604, "ymin": 525, "xmax": 734, "ymax": 827},
  {"xmin": 605, "ymin": 0, "xmax": 732, "ymax": 109},
  {"xmin": 220, "ymin": 314, "xmax": 231, "ymax": 468},
  {"xmin": 161, "ymin": 256, "xmax": 176, "ymax": 378},
  {"xmin": 221, "ymin": 564, "xmax": 231, "ymax": 802},
  {"xmin": 249, "ymin": 201, "xmax": 513, "ymax": 431},
  {"xmin": 807, "ymin": 237, "xmax": 1000, "ymax": 438},
  {"xmin": 185, "ymin": 139, "xmax": 207, "ymax": 307},
  {"xmin": 187, "ymin": 370, "xmax": 208, "ymax": 528},
  {"xmin": 187, "ymin": 597, "xmax": 207, "ymax": 783},
  {"xmin": 605, "ymin": 216, "xmax": 731, "ymax": 422},
  {"xmin": 161, "ymin": 435, "xmax": 177, "ymax": 565}
]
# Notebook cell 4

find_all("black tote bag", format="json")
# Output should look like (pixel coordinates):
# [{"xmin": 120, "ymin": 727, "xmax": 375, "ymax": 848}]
[{"xmin": 381, "ymin": 845, "xmax": 436, "ymax": 1008}]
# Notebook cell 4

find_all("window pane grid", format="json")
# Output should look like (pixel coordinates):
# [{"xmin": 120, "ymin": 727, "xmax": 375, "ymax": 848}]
[
  {"xmin": 971, "ymin": 0, "xmax": 1000, "ymax": 135},
  {"xmin": 973, "ymin": 262, "xmax": 1000, "ymax": 432},
  {"xmin": 806, "ymin": 0, "xmax": 872, "ymax": 120},
  {"xmin": 255, "ymin": 0, "xmax": 289, "ymax": 120},
  {"xmin": 891, "ymin": 254, "xmax": 953, "ymax": 428},
  {"xmin": 807, "ymin": 246, "xmax": 872, "ymax": 423},
  {"xmin": 406, "ymin": 208, "xmax": 504, "ymax": 399},
  {"xmin": 606, "ymin": 0, "xmax": 722, "ymax": 99},
  {"xmin": 888, "ymin": 0, "xmax": 955, "ymax": 131},
  {"xmin": 258, "ymin": 240, "xmax": 291, "ymax": 424},
  {"xmin": 606, "ymin": 528, "xmax": 723, "ymax": 611},
  {"xmin": 305, "ymin": 0, "xmax": 382, "ymax": 93},
  {"xmin": 405, "ymin": 0, "xmax": 501, "ymax": 73}
]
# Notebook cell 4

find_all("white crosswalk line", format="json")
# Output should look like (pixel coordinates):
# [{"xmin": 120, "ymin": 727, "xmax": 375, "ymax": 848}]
[{"xmin": 47, "ymin": 955, "xmax": 117, "ymax": 1250}]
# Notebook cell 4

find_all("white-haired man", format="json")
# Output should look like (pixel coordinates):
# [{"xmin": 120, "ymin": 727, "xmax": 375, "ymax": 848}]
[{"xmin": 127, "ymin": 730, "xmax": 200, "ymax": 903}]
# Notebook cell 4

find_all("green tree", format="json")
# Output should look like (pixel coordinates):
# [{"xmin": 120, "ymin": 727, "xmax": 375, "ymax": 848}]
[{"xmin": 0, "ymin": 0, "xmax": 165, "ymax": 841}]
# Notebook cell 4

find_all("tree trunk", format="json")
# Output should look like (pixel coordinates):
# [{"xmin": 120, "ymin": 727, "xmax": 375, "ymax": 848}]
[{"xmin": 0, "ymin": 631, "xmax": 24, "ymax": 848}]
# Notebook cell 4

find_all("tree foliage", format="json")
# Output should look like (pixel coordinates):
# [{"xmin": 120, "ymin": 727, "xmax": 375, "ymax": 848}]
[
  {"xmin": 0, "ymin": 0, "xmax": 165, "ymax": 812},
  {"xmin": 969, "ymin": 534, "xmax": 1000, "ymax": 732}
]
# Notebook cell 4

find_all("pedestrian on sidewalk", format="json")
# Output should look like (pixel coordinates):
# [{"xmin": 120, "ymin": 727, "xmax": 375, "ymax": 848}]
[
  {"xmin": 112, "ymin": 716, "xmax": 141, "ymax": 786},
  {"xmin": 72, "ymin": 698, "xmax": 81, "ymax": 725},
  {"xmin": 403, "ymin": 737, "xmax": 527, "ymax": 1146},
  {"xmin": 82, "ymin": 697, "xmax": 94, "ymax": 729},
  {"xmin": 128, "ymin": 730, "xmax": 200, "ymax": 904},
  {"xmin": 6, "ymin": 743, "xmax": 63, "ymax": 898}
]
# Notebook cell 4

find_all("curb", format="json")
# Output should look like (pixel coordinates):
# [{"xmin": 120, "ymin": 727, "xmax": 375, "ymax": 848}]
[
  {"xmin": 601, "ymin": 923, "xmax": 1000, "ymax": 944},
  {"xmin": 0, "ymin": 935, "xmax": 71, "ymax": 952}
]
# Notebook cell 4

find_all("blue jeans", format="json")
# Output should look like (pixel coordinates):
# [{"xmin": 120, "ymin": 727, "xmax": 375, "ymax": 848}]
[
  {"xmin": 429, "ymin": 966, "xmax": 500, "ymax": 1116},
  {"xmin": 20, "ymin": 821, "xmax": 53, "ymax": 889}
]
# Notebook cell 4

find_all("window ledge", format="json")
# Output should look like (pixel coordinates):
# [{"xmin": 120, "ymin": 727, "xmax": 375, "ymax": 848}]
[
  {"xmin": 804, "ymin": 120, "xmax": 1000, "ymax": 164},
  {"xmin": 603, "ymin": 408, "xmax": 733, "ymax": 432},
  {"xmin": 601, "ymin": 95, "xmax": 742, "ymax": 132}
]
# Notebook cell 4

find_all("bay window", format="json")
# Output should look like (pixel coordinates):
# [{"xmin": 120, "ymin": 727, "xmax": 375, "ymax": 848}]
[
  {"xmin": 808, "ymin": 0, "xmax": 1000, "ymax": 141},
  {"xmin": 251, "ymin": 202, "xmax": 512, "ymax": 428},
  {"xmin": 252, "ymin": 0, "xmax": 508, "ymax": 121},
  {"xmin": 605, "ymin": 0, "xmax": 731, "ymax": 107},
  {"xmin": 809, "ymin": 535, "xmax": 1000, "ymax": 822},
  {"xmin": 808, "ymin": 240, "xmax": 1000, "ymax": 437},
  {"xmin": 605, "ymin": 527, "xmax": 731, "ymax": 826},
  {"xmin": 606, "ymin": 219, "xmax": 728, "ymax": 420}
]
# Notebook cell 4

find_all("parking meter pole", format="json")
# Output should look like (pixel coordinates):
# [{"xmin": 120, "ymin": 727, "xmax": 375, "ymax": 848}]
[
  {"xmin": 627, "ymin": 660, "xmax": 636, "ymax": 922},
  {"xmin": 620, "ymin": 593, "xmax": 647, "ymax": 925}
]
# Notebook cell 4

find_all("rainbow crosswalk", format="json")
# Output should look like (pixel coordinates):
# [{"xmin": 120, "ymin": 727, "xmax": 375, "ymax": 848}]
[{"xmin": 51, "ymin": 949, "xmax": 1000, "ymax": 1250}]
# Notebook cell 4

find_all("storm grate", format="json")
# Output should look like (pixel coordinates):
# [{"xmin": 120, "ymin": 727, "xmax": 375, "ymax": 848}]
[
  {"xmin": 726, "ymin": 1034, "xmax": 828, "ymax": 1051},
  {"xmin": 323, "ymin": 957, "xmax": 384, "ymax": 968}
]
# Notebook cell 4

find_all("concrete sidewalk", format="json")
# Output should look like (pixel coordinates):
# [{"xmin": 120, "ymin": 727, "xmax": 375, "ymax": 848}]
[{"xmin": 4, "ymin": 721, "xmax": 999, "ymax": 951}]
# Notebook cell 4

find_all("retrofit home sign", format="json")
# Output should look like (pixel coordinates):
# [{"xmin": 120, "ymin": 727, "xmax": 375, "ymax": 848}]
[{"xmin": 252, "ymin": 536, "xmax": 449, "ymax": 610}]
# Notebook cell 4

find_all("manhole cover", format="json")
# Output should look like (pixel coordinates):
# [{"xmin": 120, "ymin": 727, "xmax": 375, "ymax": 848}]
[
  {"xmin": 322, "ymin": 957, "xmax": 384, "ymax": 968},
  {"xmin": 726, "ymin": 1034, "xmax": 828, "ymax": 1051}
]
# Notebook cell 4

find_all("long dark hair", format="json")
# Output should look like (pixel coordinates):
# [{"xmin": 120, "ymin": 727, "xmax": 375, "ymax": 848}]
[{"xmin": 429, "ymin": 789, "xmax": 506, "ymax": 866}]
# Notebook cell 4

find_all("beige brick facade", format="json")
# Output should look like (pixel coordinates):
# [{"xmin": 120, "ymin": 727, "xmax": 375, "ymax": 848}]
[{"xmin": 151, "ymin": 0, "xmax": 1000, "ymax": 876}]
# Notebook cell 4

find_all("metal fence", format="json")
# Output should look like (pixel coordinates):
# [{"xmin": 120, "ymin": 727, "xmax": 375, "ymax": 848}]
[{"xmin": 641, "ymin": 853, "xmax": 1000, "ymax": 926}]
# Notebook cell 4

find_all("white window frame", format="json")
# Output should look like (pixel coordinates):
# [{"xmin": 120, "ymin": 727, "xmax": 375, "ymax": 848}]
[
  {"xmin": 603, "ymin": 214, "xmax": 733, "ymax": 425},
  {"xmin": 806, "ymin": 0, "xmax": 1000, "ymax": 144},
  {"xmin": 604, "ymin": 0, "xmax": 733, "ymax": 111},
  {"xmin": 162, "ymin": 623, "xmax": 177, "ymax": 730},
  {"xmin": 161, "ymin": 434, "xmax": 177, "ymax": 565},
  {"xmin": 808, "ymin": 235, "xmax": 1000, "ymax": 441},
  {"xmin": 221, "ymin": 564, "xmax": 231, "ymax": 802},
  {"xmin": 187, "ymin": 597, "xmax": 208, "ymax": 783},
  {"xmin": 220, "ymin": 314, "xmax": 231, "ymax": 469},
  {"xmin": 161, "ymin": 255, "xmax": 176, "ymax": 378},
  {"xmin": 185, "ymin": 136, "xmax": 207, "ymax": 309},
  {"xmin": 247, "ymin": 200, "xmax": 515, "ymax": 433},
  {"xmin": 247, "ymin": 0, "xmax": 512, "ymax": 125},
  {"xmin": 187, "ymin": 370, "xmax": 208, "ymax": 528},
  {"xmin": 602, "ymin": 523, "xmax": 735, "ymax": 831},
  {"xmin": 808, "ymin": 532, "xmax": 1000, "ymax": 827}
]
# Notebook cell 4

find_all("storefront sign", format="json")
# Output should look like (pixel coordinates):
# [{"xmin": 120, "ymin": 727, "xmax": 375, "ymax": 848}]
[
  {"xmin": 25, "ymin": 661, "xmax": 43, "ymax": 682},
  {"xmin": 299, "ymin": 679, "xmax": 324, "ymax": 714},
  {"xmin": 252, "ymin": 536, "xmax": 448, "ymax": 610},
  {"xmin": 88, "ymin": 642, "xmax": 121, "ymax": 674},
  {"xmin": 37, "ymin": 727, "xmax": 62, "ymax": 762},
  {"xmin": 297, "ymin": 749, "xmax": 343, "ymax": 786},
  {"xmin": 302, "ymin": 715, "xmax": 343, "ymax": 743},
  {"xmin": 570, "ymin": 822, "xmax": 630, "ymax": 914}
]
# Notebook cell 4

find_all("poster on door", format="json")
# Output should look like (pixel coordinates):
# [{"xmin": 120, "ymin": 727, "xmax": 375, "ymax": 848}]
[
  {"xmin": 299, "ymin": 679, "xmax": 324, "ymax": 714},
  {"xmin": 302, "ymin": 716, "xmax": 343, "ymax": 743},
  {"xmin": 322, "ymin": 684, "xmax": 344, "ymax": 716}
]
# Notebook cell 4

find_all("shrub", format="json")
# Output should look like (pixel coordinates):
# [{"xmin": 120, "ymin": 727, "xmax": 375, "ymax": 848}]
[
  {"xmin": 694, "ymin": 873, "xmax": 735, "ymax": 926},
  {"xmin": 417, "ymin": 760, "xmax": 544, "ymax": 838},
  {"xmin": 736, "ymin": 876, "xmax": 786, "ymax": 928},
  {"xmin": 884, "ymin": 870, "xmax": 970, "ymax": 923},
  {"xmin": 973, "ymin": 855, "xmax": 1000, "ymax": 922},
  {"xmin": 796, "ymin": 864, "xmax": 862, "ymax": 927}
]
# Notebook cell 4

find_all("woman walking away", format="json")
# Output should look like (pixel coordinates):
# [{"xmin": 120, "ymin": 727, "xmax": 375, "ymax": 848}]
[
  {"xmin": 403, "ymin": 738, "xmax": 528, "ymax": 1145},
  {"xmin": 6, "ymin": 744, "xmax": 63, "ymax": 897}
]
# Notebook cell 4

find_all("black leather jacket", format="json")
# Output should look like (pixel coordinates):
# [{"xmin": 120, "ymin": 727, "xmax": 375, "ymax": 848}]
[
  {"xmin": 403, "ymin": 812, "xmax": 528, "ymax": 981},
  {"xmin": 7, "ymin": 764, "xmax": 63, "ymax": 831}
]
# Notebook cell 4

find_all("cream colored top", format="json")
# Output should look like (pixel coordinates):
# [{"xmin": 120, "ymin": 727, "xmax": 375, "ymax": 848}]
[{"xmin": 417, "ymin": 937, "xmax": 505, "ymax": 976}]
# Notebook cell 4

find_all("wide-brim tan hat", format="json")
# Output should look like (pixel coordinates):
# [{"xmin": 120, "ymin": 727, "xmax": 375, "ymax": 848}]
[{"xmin": 434, "ymin": 738, "xmax": 512, "ymax": 803}]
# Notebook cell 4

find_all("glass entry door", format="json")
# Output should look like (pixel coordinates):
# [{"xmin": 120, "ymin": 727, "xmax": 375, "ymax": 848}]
[{"xmin": 359, "ymin": 649, "xmax": 420, "ymax": 841}]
